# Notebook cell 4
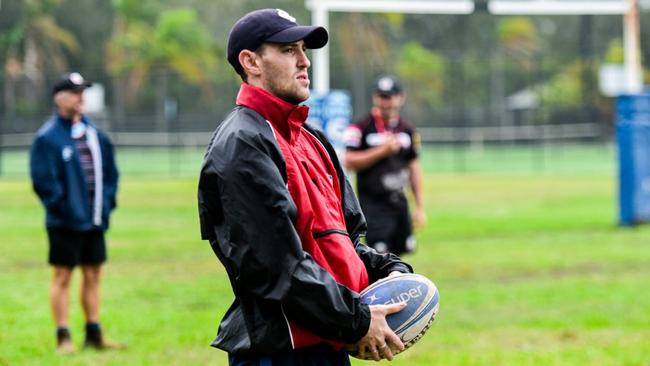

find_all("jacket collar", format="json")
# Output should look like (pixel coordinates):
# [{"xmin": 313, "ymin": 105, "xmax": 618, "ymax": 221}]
[
  {"xmin": 236, "ymin": 83, "xmax": 309, "ymax": 144},
  {"xmin": 56, "ymin": 113, "xmax": 88, "ymax": 130}
]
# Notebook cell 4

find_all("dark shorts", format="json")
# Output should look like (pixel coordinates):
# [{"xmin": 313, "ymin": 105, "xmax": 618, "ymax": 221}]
[
  {"xmin": 229, "ymin": 344, "xmax": 351, "ymax": 366},
  {"xmin": 47, "ymin": 227, "xmax": 106, "ymax": 267},
  {"xmin": 362, "ymin": 201, "xmax": 415, "ymax": 256}
]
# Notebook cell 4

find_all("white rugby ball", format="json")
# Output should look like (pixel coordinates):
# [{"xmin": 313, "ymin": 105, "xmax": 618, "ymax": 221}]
[{"xmin": 348, "ymin": 273, "xmax": 439, "ymax": 359}]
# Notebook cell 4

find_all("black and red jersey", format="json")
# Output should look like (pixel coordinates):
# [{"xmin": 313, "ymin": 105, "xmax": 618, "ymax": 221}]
[{"xmin": 344, "ymin": 110, "xmax": 420, "ymax": 209}]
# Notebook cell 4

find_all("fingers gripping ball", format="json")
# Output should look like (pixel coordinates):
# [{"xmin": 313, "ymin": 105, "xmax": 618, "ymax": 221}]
[{"xmin": 348, "ymin": 273, "xmax": 440, "ymax": 359}]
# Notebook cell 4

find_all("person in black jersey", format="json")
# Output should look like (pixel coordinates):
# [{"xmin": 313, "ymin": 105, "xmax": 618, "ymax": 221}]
[{"xmin": 344, "ymin": 75, "xmax": 426, "ymax": 256}]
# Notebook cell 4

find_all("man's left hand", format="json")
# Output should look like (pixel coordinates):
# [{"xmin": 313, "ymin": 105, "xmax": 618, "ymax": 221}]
[{"xmin": 413, "ymin": 208, "xmax": 427, "ymax": 229}]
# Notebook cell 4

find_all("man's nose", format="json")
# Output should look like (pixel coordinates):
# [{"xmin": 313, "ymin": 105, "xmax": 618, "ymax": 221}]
[{"xmin": 297, "ymin": 49, "xmax": 310, "ymax": 68}]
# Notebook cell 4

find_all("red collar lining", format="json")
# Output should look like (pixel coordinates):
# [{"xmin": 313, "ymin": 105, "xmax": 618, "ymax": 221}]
[{"xmin": 236, "ymin": 83, "xmax": 309, "ymax": 143}]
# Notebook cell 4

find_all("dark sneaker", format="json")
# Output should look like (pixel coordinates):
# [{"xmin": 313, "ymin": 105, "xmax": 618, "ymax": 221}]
[
  {"xmin": 83, "ymin": 332, "xmax": 126, "ymax": 350},
  {"xmin": 56, "ymin": 336, "xmax": 76, "ymax": 355}
]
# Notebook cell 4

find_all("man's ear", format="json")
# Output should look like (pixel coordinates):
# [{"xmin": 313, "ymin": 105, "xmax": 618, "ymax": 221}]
[
  {"xmin": 397, "ymin": 94, "xmax": 406, "ymax": 106},
  {"xmin": 239, "ymin": 50, "xmax": 262, "ymax": 77},
  {"xmin": 53, "ymin": 92, "xmax": 63, "ymax": 106}
]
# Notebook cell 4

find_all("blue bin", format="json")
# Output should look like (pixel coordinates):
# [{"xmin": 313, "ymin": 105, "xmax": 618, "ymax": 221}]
[{"xmin": 616, "ymin": 93, "xmax": 650, "ymax": 226}]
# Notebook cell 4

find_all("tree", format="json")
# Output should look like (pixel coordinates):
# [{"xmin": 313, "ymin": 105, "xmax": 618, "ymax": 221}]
[
  {"xmin": 1, "ymin": 0, "xmax": 78, "ymax": 115},
  {"xmin": 396, "ymin": 41, "xmax": 446, "ymax": 125},
  {"xmin": 497, "ymin": 16, "xmax": 540, "ymax": 68},
  {"xmin": 334, "ymin": 13, "xmax": 393, "ymax": 115},
  {"xmin": 106, "ymin": 1, "xmax": 219, "ymax": 130},
  {"xmin": 106, "ymin": 4, "xmax": 217, "ymax": 99}
]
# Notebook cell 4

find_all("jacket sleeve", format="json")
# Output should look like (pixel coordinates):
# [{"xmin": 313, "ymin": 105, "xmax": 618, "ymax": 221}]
[
  {"xmin": 101, "ymin": 134, "xmax": 119, "ymax": 211},
  {"xmin": 199, "ymin": 126, "xmax": 370, "ymax": 343},
  {"xmin": 306, "ymin": 125, "xmax": 414, "ymax": 284},
  {"xmin": 30, "ymin": 136, "xmax": 65, "ymax": 214}
]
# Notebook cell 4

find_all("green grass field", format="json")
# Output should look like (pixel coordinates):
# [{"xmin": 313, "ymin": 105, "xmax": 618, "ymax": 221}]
[
  {"xmin": 0, "ymin": 142, "xmax": 615, "ymax": 177},
  {"xmin": 2, "ymin": 144, "xmax": 650, "ymax": 365}
]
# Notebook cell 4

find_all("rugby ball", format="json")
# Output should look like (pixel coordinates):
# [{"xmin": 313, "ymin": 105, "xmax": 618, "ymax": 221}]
[{"xmin": 349, "ymin": 273, "xmax": 439, "ymax": 359}]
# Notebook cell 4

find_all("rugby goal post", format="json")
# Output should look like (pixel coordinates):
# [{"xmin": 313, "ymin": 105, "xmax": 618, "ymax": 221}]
[{"xmin": 306, "ymin": 0, "xmax": 641, "ymax": 94}]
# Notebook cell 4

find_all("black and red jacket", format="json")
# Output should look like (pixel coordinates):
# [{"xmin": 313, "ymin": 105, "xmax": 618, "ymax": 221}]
[{"xmin": 198, "ymin": 84, "xmax": 412, "ymax": 357}]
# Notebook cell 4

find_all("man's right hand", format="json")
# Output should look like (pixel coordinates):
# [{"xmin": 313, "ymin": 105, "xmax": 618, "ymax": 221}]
[
  {"xmin": 381, "ymin": 133, "xmax": 401, "ymax": 156},
  {"xmin": 354, "ymin": 302, "xmax": 406, "ymax": 361}
]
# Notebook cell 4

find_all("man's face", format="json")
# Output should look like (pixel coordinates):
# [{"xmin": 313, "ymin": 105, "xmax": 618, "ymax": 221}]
[
  {"xmin": 257, "ymin": 41, "xmax": 311, "ymax": 104},
  {"xmin": 373, "ymin": 93, "xmax": 404, "ymax": 120},
  {"xmin": 54, "ymin": 90, "xmax": 85, "ymax": 117}
]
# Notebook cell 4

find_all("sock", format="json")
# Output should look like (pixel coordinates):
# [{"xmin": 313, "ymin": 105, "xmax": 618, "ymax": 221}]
[
  {"xmin": 85, "ymin": 322, "xmax": 101, "ymax": 336},
  {"xmin": 56, "ymin": 327, "xmax": 71, "ymax": 346},
  {"xmin": 56, "ymin": 326, "xmax": 70, "ymax": 339}
]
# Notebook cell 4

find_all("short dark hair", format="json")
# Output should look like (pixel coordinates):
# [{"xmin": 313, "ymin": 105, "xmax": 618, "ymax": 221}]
[{"xmin": 235, "ymin": 43, "xmax": 269, "ymax": 82}]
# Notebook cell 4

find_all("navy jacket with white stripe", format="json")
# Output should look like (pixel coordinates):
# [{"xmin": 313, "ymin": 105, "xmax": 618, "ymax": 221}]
[{"xmin": 30, "ymin": 114, "xmax": 119, "ymax": 231}]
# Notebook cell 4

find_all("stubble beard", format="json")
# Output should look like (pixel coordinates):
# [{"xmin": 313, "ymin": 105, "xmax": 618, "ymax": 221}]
[{"xmin": 263, "ymin": 74, "xmax": 309, "ymax": 105}]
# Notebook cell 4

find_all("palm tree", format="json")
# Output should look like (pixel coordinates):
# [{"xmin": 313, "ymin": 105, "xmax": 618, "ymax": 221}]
[
  {"xmin": 336, "ymin": 13, "xmax": 393, "ymax": 115},
  {"xmin": 1, "ymin": 0, "xmax": 78, "ymax": 116},
  {"xmin": 106, "ymin": 2, "xmax": 218, "ymax": 131}
]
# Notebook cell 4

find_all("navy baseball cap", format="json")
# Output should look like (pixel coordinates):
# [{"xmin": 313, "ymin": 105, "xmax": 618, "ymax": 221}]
[
  {"xmin": 52, "ymin": 72, "xmax": 92, "ymax": 95},
  {"xmin": 375, "ymin": 75, "xmax": 403, "ymax": 96},
  {"xmin": 227, "ymin": 8, "xmax": 328, "ymax": 74}
]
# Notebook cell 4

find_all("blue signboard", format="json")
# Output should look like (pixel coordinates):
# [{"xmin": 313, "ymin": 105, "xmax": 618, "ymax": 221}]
[
  {"xmin": 304, "ymin": 90, "xmax": 352, "ymax": 152},
  {"xmin": 616, "ymin": 92, "xmax": 650, "ymax": 225}
]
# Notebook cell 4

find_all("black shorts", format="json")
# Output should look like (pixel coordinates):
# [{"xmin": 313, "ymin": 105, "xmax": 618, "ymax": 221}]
[
  {"xmin": 47, "ymin": 227, "xmax": 107, "ymax": 267},
  {"xmin": 362, "ymin": 201, "xmax": 415, "ymax": 256}
]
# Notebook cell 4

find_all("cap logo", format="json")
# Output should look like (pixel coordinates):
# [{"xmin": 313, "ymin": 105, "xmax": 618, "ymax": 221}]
[
  {"xmin": 276, "ymin": 9, "xmax": 296, "ymax": 23},
  {"xmin": 69, "ymin": 72, "xmax": 84, "ymax": 85},
  {"xmin": 378, "ymin": 77, "xmax": 394, "ymax": 91}
]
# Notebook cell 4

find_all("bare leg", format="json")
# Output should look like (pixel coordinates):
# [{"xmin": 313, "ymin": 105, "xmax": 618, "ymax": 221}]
[
  {"xmin": 51, "ymin": 266, "xmax": 76, "ymax": 353},
  {"xmin": 50, "ymin": 266, "xmax": 73, "ymax": 327},
  {"xmin": 79, "ymin": 264, "xmax": 124, "ymax": 350},
  {"xmin": 80, "ymin": 265, "xmax": 102, "ymax": 323}
]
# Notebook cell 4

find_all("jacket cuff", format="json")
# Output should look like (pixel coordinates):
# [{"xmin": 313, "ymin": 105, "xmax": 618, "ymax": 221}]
[
  {"xmin": 345, "ymin": 303, "xmax": 371, "ymax": 343},
  {"xmin": 388, "ymin": 263, "xmax": 413, "ymax": 274}
]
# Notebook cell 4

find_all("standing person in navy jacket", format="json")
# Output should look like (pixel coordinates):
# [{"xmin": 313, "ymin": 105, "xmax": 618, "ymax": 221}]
[
  {"xmin": 198, "ymin": 9, "xmax": 413, "ymax": 365},
  {"xmin": 30, "ymin": 72, "xmax": 122, "ymax": 354}
]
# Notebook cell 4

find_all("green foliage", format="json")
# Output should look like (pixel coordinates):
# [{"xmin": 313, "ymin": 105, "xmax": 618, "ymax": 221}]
[
  {"xmin": 536, "ymin": 61, "xmax": 584, "ymax": 109},
  {"xmin": 0, "ymin": 26, "xmax": 25, "ymax": 57},
  {"xmin": 0, "ymin": 0, "xmax": 638, "ymax": 130},
  {"xmin": 1, "ymin": 0, "xmax": 79, "ymax": 74},
  {"xmin": 604, "ymin": 38, "xmax": 625, "ymax": 64},
  {"xmin": 397, "ymin": 41, "xmax": 446, "ymax": 107},
  {"xmin": 497, "ymin": 16, "xmax": 539, "ymax": 48},
  {"xmin": 153, "ymin": 9, "xmax": 217, "ymax": 83},
  {"xmin": 382, "ymin": 12, "xmax": 406, "ymax": 31},
  {"xmin": 497, "ymin": 16, "xmax": 539, "ymax": 60},
  {"xmin": 336, "ymin": 13, "xmax": 392, "ymax": 71},
  {"xmin": 106, "ymin": 4, "xmax": 219, "ymax": 98},
  {"xmin": 23, "ymin": 0, "xmax": 64, "ymax": 18},
  {"xmin": 111, "ymin": 0, "xmax": 164, "ymax": 23}
]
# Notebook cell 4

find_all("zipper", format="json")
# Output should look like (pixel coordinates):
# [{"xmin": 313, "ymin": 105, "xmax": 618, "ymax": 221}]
[{"xmin": 313, "ymin": 229, "xmax": 349, "ymax": 239}]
